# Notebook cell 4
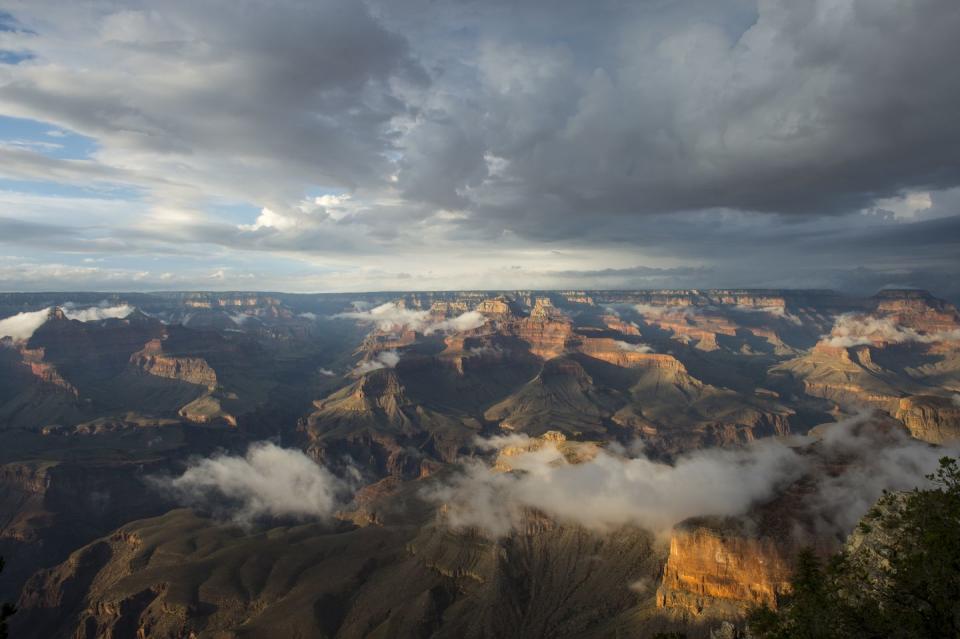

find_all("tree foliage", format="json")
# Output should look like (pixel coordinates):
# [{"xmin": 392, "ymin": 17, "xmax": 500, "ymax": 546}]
[
  {"xmin": 748, "ymin": 456, "xmax": 960, "ymax": 639},
  {"xmin": 0, "ymin": 556, "xmax": 15, "ymax": 639}
]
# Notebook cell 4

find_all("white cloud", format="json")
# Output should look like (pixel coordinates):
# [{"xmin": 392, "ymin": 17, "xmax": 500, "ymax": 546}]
[
  {"xmin": 0, "ymin": 303, "xmax": 134, "ymax": 341},
  {"xmin": 239, "ymin": 207, "xmax": 298, "ymax": 232},
  {"xmin": 336, "ymin": 302, "xmax": 486, "ymax": 335},
  {"xmin": 428, "ymin": 412, "xmax": 956, "ymax": 539},
  {"xmin": 337, "ymin": 302, "xmax": 430, "ymax": 332},
  {"xmin": 424, "ymin": 310, "xmax": 487, "ymax": 334},
  {"xmin": 825, "ymin": 313, "xmax": 960, "ymax": 347},
  {"xmin": 873, "ymin": 191, "xmax": 933, "ymax": 220},
  {"xmin": 615, "ymin": 340, "xmax": 652, "ymax": 353},
  {"xmin": 734, "ymin": 304, "xmax": 803, "ymax": 325},
  {"xmin": 430, "ymin": 436, "xmax": 802, "ymax": 538},
  {"xmin": 62, "ymin": 303, "xmax": 134, "ymax": 322},
  {"xmin": 353, "ymin": 349, "xmax": 401, "ymax": 375},
  {"xmin": 163, "ymin": 442, "xmax": 348, "ymax": 526},
  {"xmin": 0, "ymin": 308, "xmax": 51, "ymax": 341}
]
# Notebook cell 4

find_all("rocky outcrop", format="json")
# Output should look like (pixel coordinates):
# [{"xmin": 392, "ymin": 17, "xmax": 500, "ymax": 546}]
[
  {"xmin": 0, "ymin": 457, "xmax": 175, "ymax": 605},
  {"xmin": 475, "ymin": 297, "xmax": 516, "ymax": 320},
  {"xmin": 895, "ymin": 395, "xmax": 960, "ymax": 444},
  {"xmin": 429, "ymin": 300, "xmax": 470, "ymax": 316},
  {"xmin": 17, "ymin": 347, "xmax": 78, "ymax": 397},
  {"xmin": 646, "ymin": 314, "xmax": 737, "ymax": 351},
  {"xmin": 484, "ymin": 357, "xmax": 619, "ymax": 437},
  {"xmin": 871, "ymin": 289, "xmax": 960, "ymax": 333},
  {"xmin": 303, "ymin": 368, "xmax": 480, "ymax": 478},
  {"xmin": 656, "ymin": 522, "xmax": 793, "ymax": 619},
  {"xmin": 177, "ymin": 393, "xmax": 237, "ymax": 427},
  {"xmin": 493, "ymin": 430, "xmax": 599, "ymax": 471},
  {"xmin": 602, "ymin": 314, "xmax": 641, "ymax": 335},
  {"xmin": 574, "ymin": 337, "xmax": 696, "ymax": 371},
  {"xmin": 774, "ymin": 341, "xmax": 905, "ymax": 413},
  {"xmin": 508, "ymin": 298, "xmax": 574, "ymax": 360},
  {"xmin": 129, "ymin": 338, "xmax": 218, "ymax": 389}
]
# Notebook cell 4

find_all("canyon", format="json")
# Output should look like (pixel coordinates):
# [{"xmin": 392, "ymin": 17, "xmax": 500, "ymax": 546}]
[{"xmin": 0, "ymin": 288, "xmax": 958, "ymax": 638}]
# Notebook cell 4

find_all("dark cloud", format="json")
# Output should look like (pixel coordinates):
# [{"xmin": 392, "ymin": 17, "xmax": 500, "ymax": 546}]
[
  {"xmin": 0, "ymin": 0, "xmax": 425, "ymax": 210},
  {"xmin": 384, "ymin": 0, "xmax": 960, "ymax": 231},
  {"xmin": 0, "ymin": 0, "xmax": 957, "ymax": 292},
  {"xmin": 548, "ymin": 265, "xmax": 709, "ymax": 280}
]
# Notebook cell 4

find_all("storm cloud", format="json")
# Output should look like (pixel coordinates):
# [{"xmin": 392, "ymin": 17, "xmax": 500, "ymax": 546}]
[{"xmin": 0, "ymin": 0, "xmax": 957, "ymax": 294}]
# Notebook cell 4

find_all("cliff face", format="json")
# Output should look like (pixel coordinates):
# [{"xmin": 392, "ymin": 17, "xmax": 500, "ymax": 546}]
[
  {"xmin": 872, "ymin": 289, "xmax": 960, "ymax": 333},
  {"xmin": 17, "ymin": 347, "xmax": 79, "ymax": 397},
  {"xmin": 129, "ymin": 338, "xmax": 218, "ymax": 389},
  {"xmin": 483, "ymin": 356, "xmax": 619, "ymax": 437},
  {"xmin": 475, "ymin": 297, "xmax": 516, "ymax": 320},
  {"xmin": 656, "ymin": 524, "xmax": 793, "ymax": 619},
  {"xmin": 303, "ymin": 368, "xmax": 480, "ymax": 479},
  {"xmin": 177, "ymin": 394, "xmax": 237, "ymax": 427},
  {"xmin": 575, "ymin": 337, "xmax": 661, "ymax": 368},
  {"xmin": 602, "ymin": 314, "xmax": 641, "ymax": 335},
  {"xmin": 644, "ymin": 315, "xmax": 737, "ymax": 351},
  {"xmin": 775, "ymin": 341, "xmax": 905, "ymax": 413},
  {"xmin": 0, "ymin": 458, "xmax": 175, "ymax": 604},
  {"xmin": 895, "ymin": 395, "xmax": 960, "ymax": 444},
  {"xmin": 493, "ymin": 430, "xmax": 599, "ymax": 471},
  {"xmin": 508, "ymin": 298, "xmax": 574, "ymax": 360}
]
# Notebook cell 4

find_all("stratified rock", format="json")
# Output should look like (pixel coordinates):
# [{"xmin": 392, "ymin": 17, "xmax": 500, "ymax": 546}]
[
  {"xmin": 508, "ymin": 298, "xmax": 574, "ymax": 360},
  {"xmin": 895, "ymin": 395, "xmax": 960, "ymax": 444},
  {"xmin": 129, "ymin": 338, "xmax": 218, "ymax": 389},
  {"xmin": 656, "ymin": 521, "xmax": 793, "ymax": 620},
  {"xmin": 177, "ymin": 393, "xmax": 237, "ymax": 427}
]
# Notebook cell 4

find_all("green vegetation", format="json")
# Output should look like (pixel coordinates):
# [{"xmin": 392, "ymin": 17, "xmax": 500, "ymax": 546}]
[
  {"xmin": 748, "ymin": 457, "xmax": 960, "ymax": 639},
  {"xmin": 1, "ymin": 556, "xmax": 15, "ymax": 639}
]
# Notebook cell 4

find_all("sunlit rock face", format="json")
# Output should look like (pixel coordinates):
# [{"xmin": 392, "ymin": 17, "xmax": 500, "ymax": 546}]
[
  {"xmin": 895, "ymin": 395, "xmax": 960, "ymax": 444},
  {"xmin": 656, "ymin": 523, "xmax": 794, "ymax": 619},
  {"xmin": 507, "ymin": 298, "xmax": 574, "ymax": 360},
  {"xmin": 871, "ymin": 289, "xmax": 960, "ymax": 334},
  {"xmin": 129, "ymin": 338, "xmax": 218, "ymax": 389}
]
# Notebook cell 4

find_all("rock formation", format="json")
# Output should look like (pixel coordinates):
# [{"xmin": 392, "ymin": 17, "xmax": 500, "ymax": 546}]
[
  {"xmin": 656, "ymin": 521, "xmax": 793, "ymax": 620},
  {"xmin": 129, "ymin": 338, "xmax": 218, "ymax": 389},
  {"xmin": 895, "ymin": 395, "xmax": 960, "ymax": 444}
]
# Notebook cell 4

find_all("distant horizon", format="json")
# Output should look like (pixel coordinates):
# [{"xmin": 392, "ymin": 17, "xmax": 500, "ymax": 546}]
[{"xmin": 0, "ymin": 286, "xmax": 950, "ymax": 297}]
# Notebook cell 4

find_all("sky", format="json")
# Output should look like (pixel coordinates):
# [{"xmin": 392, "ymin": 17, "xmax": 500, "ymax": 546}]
[{"xmin": 0, "ymin": 0, "xmax": 958, "ymax": 296}]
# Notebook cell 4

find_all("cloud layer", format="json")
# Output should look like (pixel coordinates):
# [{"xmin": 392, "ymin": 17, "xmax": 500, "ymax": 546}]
[
  {"xmin": 162, "ymin": 442, "xmax": 348, "ymax": 525},
  {"xmin": 0, "ymin": 308, "xmax": 50, "ymax": 341},
  {"xmin": 615, "ymin": 340, "xmax": 653, "ymax": 354},
  {"xmin": 336, "ymin": 302, "xmax": 487, "ymax": 335},
  {"xmin": 61, "ymin": 302, "xmax": 134, "ymax": 322},
  {"xmin": 825, "ymin": 313, "xmax": 960, "ymax": 347},
  {"xmin": 0, "ymin": 1, "xmax": 957, "ymax": 294},
  {"xmin": 429, "ymin": 413, "xmax": 955, "ymax": 538},
  {"xmin": 0, "ymin": 303, "xmax": 135, "ymax": 340},
  {"xmin": 353, "ymin": 349, "xmax": 401, "ymax": 375}
]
